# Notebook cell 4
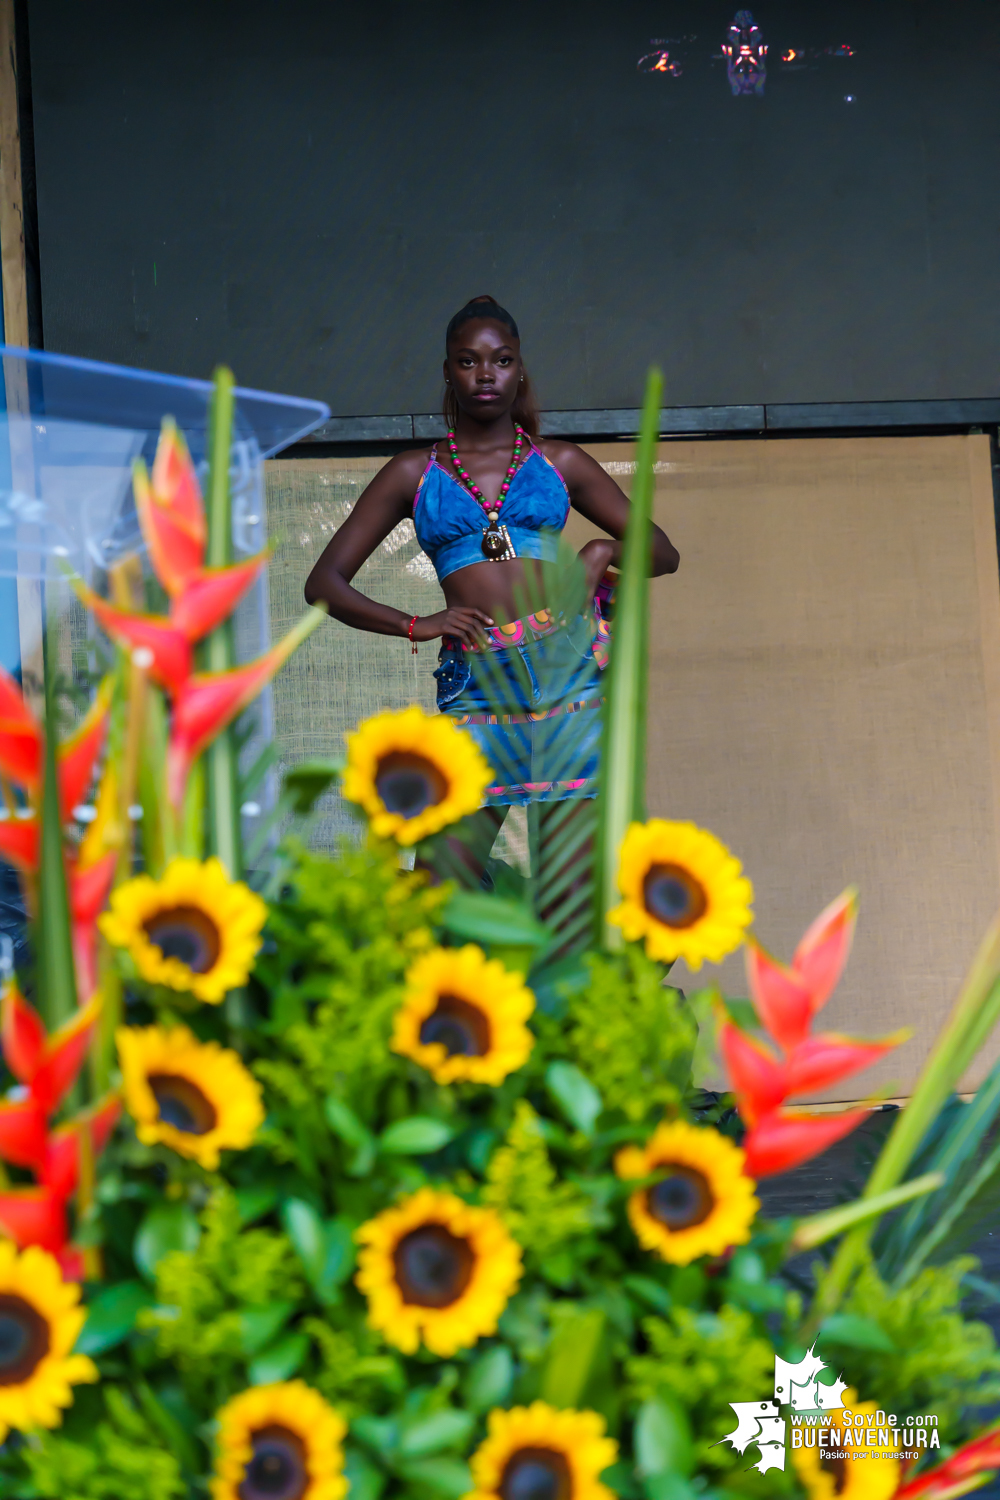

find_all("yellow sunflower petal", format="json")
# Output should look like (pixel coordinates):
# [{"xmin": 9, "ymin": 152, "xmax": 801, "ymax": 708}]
[
  {"xmin": 117, "ymin": 1023, "xmax": 264, "ymax": 1169},
  {"xmin": 614, "ymin": 1120, "xmax": 759, "ymax": 1264},
  {"xmin": 792, "ymin": 1393, "xmax": 901, "ymax": 1500},
  {"xmin": 356, "ymin": 1187, "xmax": 522, "ymax": 1356},
  {"xmin": 465, "ymin": 1401, "xmax": 618, "ymax": 1500},
  {"xmin": 608, "ymin": 819, "xmax": 753, "ymax": 969},
  {"xmin": 342, "ymin": 706, "xmax": 492, "ymax": 845},
  {"xmin": 212, "ymin": 1379, "xmax": 349, "ymax": 1500},
  {"xmin": 0, "ymin": 1245, "xmax": 97, "ymax": 1438},
  {"xmin": 100, "ymin": 856, "xmax": 267, "ymax": 1003},
  {"xmin": 392, "ymin": 944, "xmax": 535, "ymax": 1085}
]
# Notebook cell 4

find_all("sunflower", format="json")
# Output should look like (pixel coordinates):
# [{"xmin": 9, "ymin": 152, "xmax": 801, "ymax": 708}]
[
  {"xmin": 615, "ymin": 1120, "xmax": 758, "ymax": 1264},
  {"xmin": 117, "ymin": 1024, "xmax": 264, "ymax": 1169},
  {"xmin": 392, "ymin": 945, "xmax": 535, "ymax": 1085},
  {"xmin": 607, "ymin": 819, "xmax": 753, "ymax": 968},
  {"xmin": 0, "ymin": 1242, "xmax": 97, "ymax": 1442},
  {"xmin": 465, "ymin": 1402, "xmax": 618, "ymax": 1500},
  {"xmin": 342, "ymin": 705, "xmax": 492, "ymax": 844},
  {"xmin": 211, "ymin": 1379, "xmax": 348, "ymax": 1500},
  {"xmin": 356, "ymin": 1187, "xmax": 522, "ymax": 1355},
  {"xmin": 792, "ymin": 1392, "xmax": 900, "ymax": 1500},
  {"xmin": 100, "ymin": 856, "xmax": 267, "ymax": 1003}
]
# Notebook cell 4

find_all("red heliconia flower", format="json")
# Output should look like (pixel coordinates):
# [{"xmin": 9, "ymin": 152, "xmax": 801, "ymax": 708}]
[
  {"xmin": 896, "ymin": 1424, "xmax": 1000, "ymax": 1500},
  {"xmin": 720, "ymin": 890, "xmax": 908, "ymax": 1178},
  {"xmin": 76, "ymin": 552, "xmax": 267, "ymax": 696},
  {"xmin": 41, "ymin": 1094, "xmax": 122, "ymax": 1199},
  {"xmin": 0, "ymin": 1185, "xmax": 68, "ymax": 1256},
  {"xmin": 133, "ymin": 419, "xmax": 207, "ymax": 596},
  {"xmin": 71, "ymin": 851, "xmax": 118, "ymax": 1003},
  {"xmin": 1, "ymin": 985, "xmax": 102, "ymax": 1116},
  {"xmin": 166, "ymin": 608, "xmax": 324, "ymax": 807},
  {"xmin": 746, "ymin": 889, "xmax": 858, "ymax": 1050},
  {"xmin": 0, "ymin": 670, "xmax": 42, "ymax": 791},
  {"xmin": 740, "ymin": 1106, "xmax": 870, "ymax": 1179}
]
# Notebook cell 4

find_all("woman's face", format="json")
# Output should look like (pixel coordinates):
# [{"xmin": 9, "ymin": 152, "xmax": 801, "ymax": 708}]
[{"xmin": 443, "ymin": 319, "xmax": 522, "ymax": 422}]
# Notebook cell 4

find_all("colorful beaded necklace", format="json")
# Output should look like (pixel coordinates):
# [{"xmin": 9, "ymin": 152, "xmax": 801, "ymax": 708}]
[{"xmin": 446, "ymin": 425, "xmax": 525, "ymax": 561}]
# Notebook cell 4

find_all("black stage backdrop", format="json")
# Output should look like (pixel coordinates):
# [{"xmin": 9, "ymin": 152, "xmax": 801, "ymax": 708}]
[{"xmin": 25, "ymin": 0, "xmax": 1000, "ymax": 415}]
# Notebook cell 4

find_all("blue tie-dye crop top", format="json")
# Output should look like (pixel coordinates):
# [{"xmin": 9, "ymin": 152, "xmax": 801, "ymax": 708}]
[{"xmin": 412, "ymin": 441, "xmax": 571, "ymax": 582}]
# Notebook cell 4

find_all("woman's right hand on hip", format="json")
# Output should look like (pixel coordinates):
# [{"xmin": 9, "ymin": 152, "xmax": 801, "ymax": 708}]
[{"xmin": 410, "ymin": 607, "xmax": 495, "ymax": 647}]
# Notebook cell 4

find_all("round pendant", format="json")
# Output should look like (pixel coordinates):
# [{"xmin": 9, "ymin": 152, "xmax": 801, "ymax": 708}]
[{"xmin": 482, "ymin": 528, "xmax": 507, "ymax": 559}]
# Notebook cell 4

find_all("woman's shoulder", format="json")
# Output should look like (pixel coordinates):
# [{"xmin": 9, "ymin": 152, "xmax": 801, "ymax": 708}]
[{"xmin": 533, "ymin": 436, "xmax": 592, "ymax": 480}]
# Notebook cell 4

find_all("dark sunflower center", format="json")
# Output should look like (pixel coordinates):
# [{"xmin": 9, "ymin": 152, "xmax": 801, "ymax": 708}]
[
  {"xmin": 500, "ymin": 1448, "xmax": 572, "ymax": 1500},
  {"xmin": 375, "ymin": 751, "xmax": 447, "ymax": 819},
  {"xmin": 419, "ymin": 994, "xmax": 490, "ymax": 1057},
  {"xmin": 144, "ymin": 905, "xmax": 221, "ymax": 973},
  {"xmin": 393, "ymin": 1223, "xmax": 474, "ymax": 1308},
  {"xmin": 646, "ymin": 1165, "xmax": 714, "ymax": 1230},
  {"xmin": 642, "ymin": 863, "xmax": 708, "ymax": 929},
  {"xmin": 824, "ymin": 1454, "xmax": 848, "ymax": 1495},
  {"xmin": 0, "ymin": 1294, "xmax": 49, "ymax": 1386},
  {"xmin": 149, "ymin": 1073, "xmax": 218, "ymax": 1136},
  {"xmin": 239, "ymin": 1424, "xmax": 308, "ymax": 1500}
]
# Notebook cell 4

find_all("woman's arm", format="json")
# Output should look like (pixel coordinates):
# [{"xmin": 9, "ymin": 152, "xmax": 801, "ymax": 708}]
[
  {"xmin": 544, "ymin": 441, "xmax": 680, "ymax": 596},
  {"xmin": 303, "ymin": 451, "xmax": 495, "ymax": 647}
]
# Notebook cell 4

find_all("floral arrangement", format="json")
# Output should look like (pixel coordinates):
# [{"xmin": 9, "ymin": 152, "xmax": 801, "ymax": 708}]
[{"xmin": 0, "ymin": 371, "xmax": 996, "ymax": 1500}]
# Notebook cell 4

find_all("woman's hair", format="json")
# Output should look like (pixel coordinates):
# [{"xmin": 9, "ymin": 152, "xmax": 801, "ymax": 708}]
[{"xmin": 442, "ymin": 293, "xmax": 540, "ymax": 440}]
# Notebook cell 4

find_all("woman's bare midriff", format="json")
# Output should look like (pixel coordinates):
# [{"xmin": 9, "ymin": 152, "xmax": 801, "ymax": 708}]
[{"xmin": 440, "ymin": 555, "xmax": 551, "ymax": 623}]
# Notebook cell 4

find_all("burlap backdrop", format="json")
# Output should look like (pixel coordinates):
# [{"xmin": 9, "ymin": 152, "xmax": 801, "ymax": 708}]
[{"xmin": 266, "ymin": 436, "xmax": 1000, "ymax": 1099}]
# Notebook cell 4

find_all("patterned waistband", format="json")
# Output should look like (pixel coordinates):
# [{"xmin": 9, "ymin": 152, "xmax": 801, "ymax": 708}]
[
  {"xmin": 443, "ymin": 576, "xmax": 614, "ymax": 669},
  {"xmin": 450, "ymin": 695, "xmax": 604, "ymax": 728}
]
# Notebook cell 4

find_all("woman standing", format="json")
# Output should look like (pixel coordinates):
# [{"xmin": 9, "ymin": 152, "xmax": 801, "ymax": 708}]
[{"xmin": 304, "ymin": 295, "xmax": 679, "ymax": 860}]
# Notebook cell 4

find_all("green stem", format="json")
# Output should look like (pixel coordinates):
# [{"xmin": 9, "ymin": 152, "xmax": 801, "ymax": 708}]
[
  {"xmin": 37, "ymin": 632, "xmax": 78, "ymax": 1031},
  {"xmin": 791, "ymin": 1173, "xmax": 943, "ymax": 1252},
  {"xmin": 812, "ymin": 912, "xmax": 1000, "ymax": 1319},
  {"xmin": 204, "ymin": 367, "xmax": 242, "ymax": 878},
  {"xmin": 596, "ymin": 368, "xmax": 662, "ymax": 949}
]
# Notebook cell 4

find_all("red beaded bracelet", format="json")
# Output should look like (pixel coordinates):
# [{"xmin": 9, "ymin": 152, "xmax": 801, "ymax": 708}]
[{"xmin": 407, "ymin": 616, "xmax": 419, "ymax": 654}]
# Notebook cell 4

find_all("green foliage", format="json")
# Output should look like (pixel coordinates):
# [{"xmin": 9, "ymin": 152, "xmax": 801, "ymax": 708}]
[
  {"xmin": 565, "ymin": 949, "xmax": 695, "ymax": 1121},
  {"xmin": 301, "ymin": 1317, "xmax": 402, "ymax": 1416},
  {"xmin": 253, "ymin": 841, "xmax": 447, "ymax": 1150},
  {"xmin": 141, "ymin": 1189, "xmax": 303, "ymax": 1408},
  {"xmin": 482, "ymin": 1101, "xmax": 591, "ymax": 1260},
  {"xmin": 627, "ymin": 1305, "xmax": 776, "ymax": 1472},
  {"xmin": 21, "ymin": 1388, "xmax": 183, "ymax": 1500},
  {"xmin": 829, "ymin": 1257, "xmax": 1000, "ymax": 1431}
]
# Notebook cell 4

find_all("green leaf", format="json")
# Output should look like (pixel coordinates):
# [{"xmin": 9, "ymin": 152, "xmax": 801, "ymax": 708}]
[
  {"xmin": 395, "ymin": 1458, "xmax": 474, "ymax": 1497},
  {"xmin": 325, "ymin": 1095, "xmax": 377, "ymax": 1175},
  {"xmin": 398, "ymin": 1410, "xmax": 475, "ymax": 1458},
  {"xmin": 239, "ymin": 1301, "xmax": 295, "ymax": 1356},
  {"xmin": 315, "ymin": 1218, "xmax": 357, "ymax": 1303},
  {"xmin": 283, "ymin": 758, "xmax": 344, "ymax": 815},
  {"xmin": 442, "ymin": 891, "xmax": 550, "ymax": 949},
  {"xmin": 380, "ymin": 1117, "xmax": 456, "ymax": 1154},
  {"xmin": 463, "ymin": 1346, "xmax": 515, "ymax": 1413},
  {"xmin": 75, "ymin": 1280, "xmax": 153, "ymax": 1355},
  {"xmin": 540, "ymin": 1307, "xmax": 606, "ymax": 1408},
  {"xmin": 546, "ymin": 1062, "xmax": 603, "ymax": 1136},
  {"xmin": 634, "ymin": 1396, "xmax": 694, "ymax": 1478},
  {"xmin": 596, "ymin": 366, "xmax": 662, "ymax": 949},
  {"xmin": 623, "ymin": 1275, "xmax": 673, "ymax": 1315},
  {"xmin": 133, "ymin": 1203, "xmax": 201, "ymax": 1281},
  {"xmin": 344, "ymin": 1445, "xmax": 387, "ymax": 1500},
  {"xmin": 249, "ymin": 1331, "xmax": 310, "ymax": 1385},
  {"xmin": 235, "ymin": 1186, "xmax": 279, "ymax": 1226},
  {"xmin": 643, "ymin": 1476, "xmax": 698, "ymax": 1500},
  {"xmin": 352, "ymin": 1416, "xmax": 399, "ymax": 1455},
  {"xmin": 818, "ymin": 1314, "xmax": 896, "ymax": 1353},
  {"xmin": 282, "ymin": 1198, "xmax": 326, "ymax": 1282}
]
